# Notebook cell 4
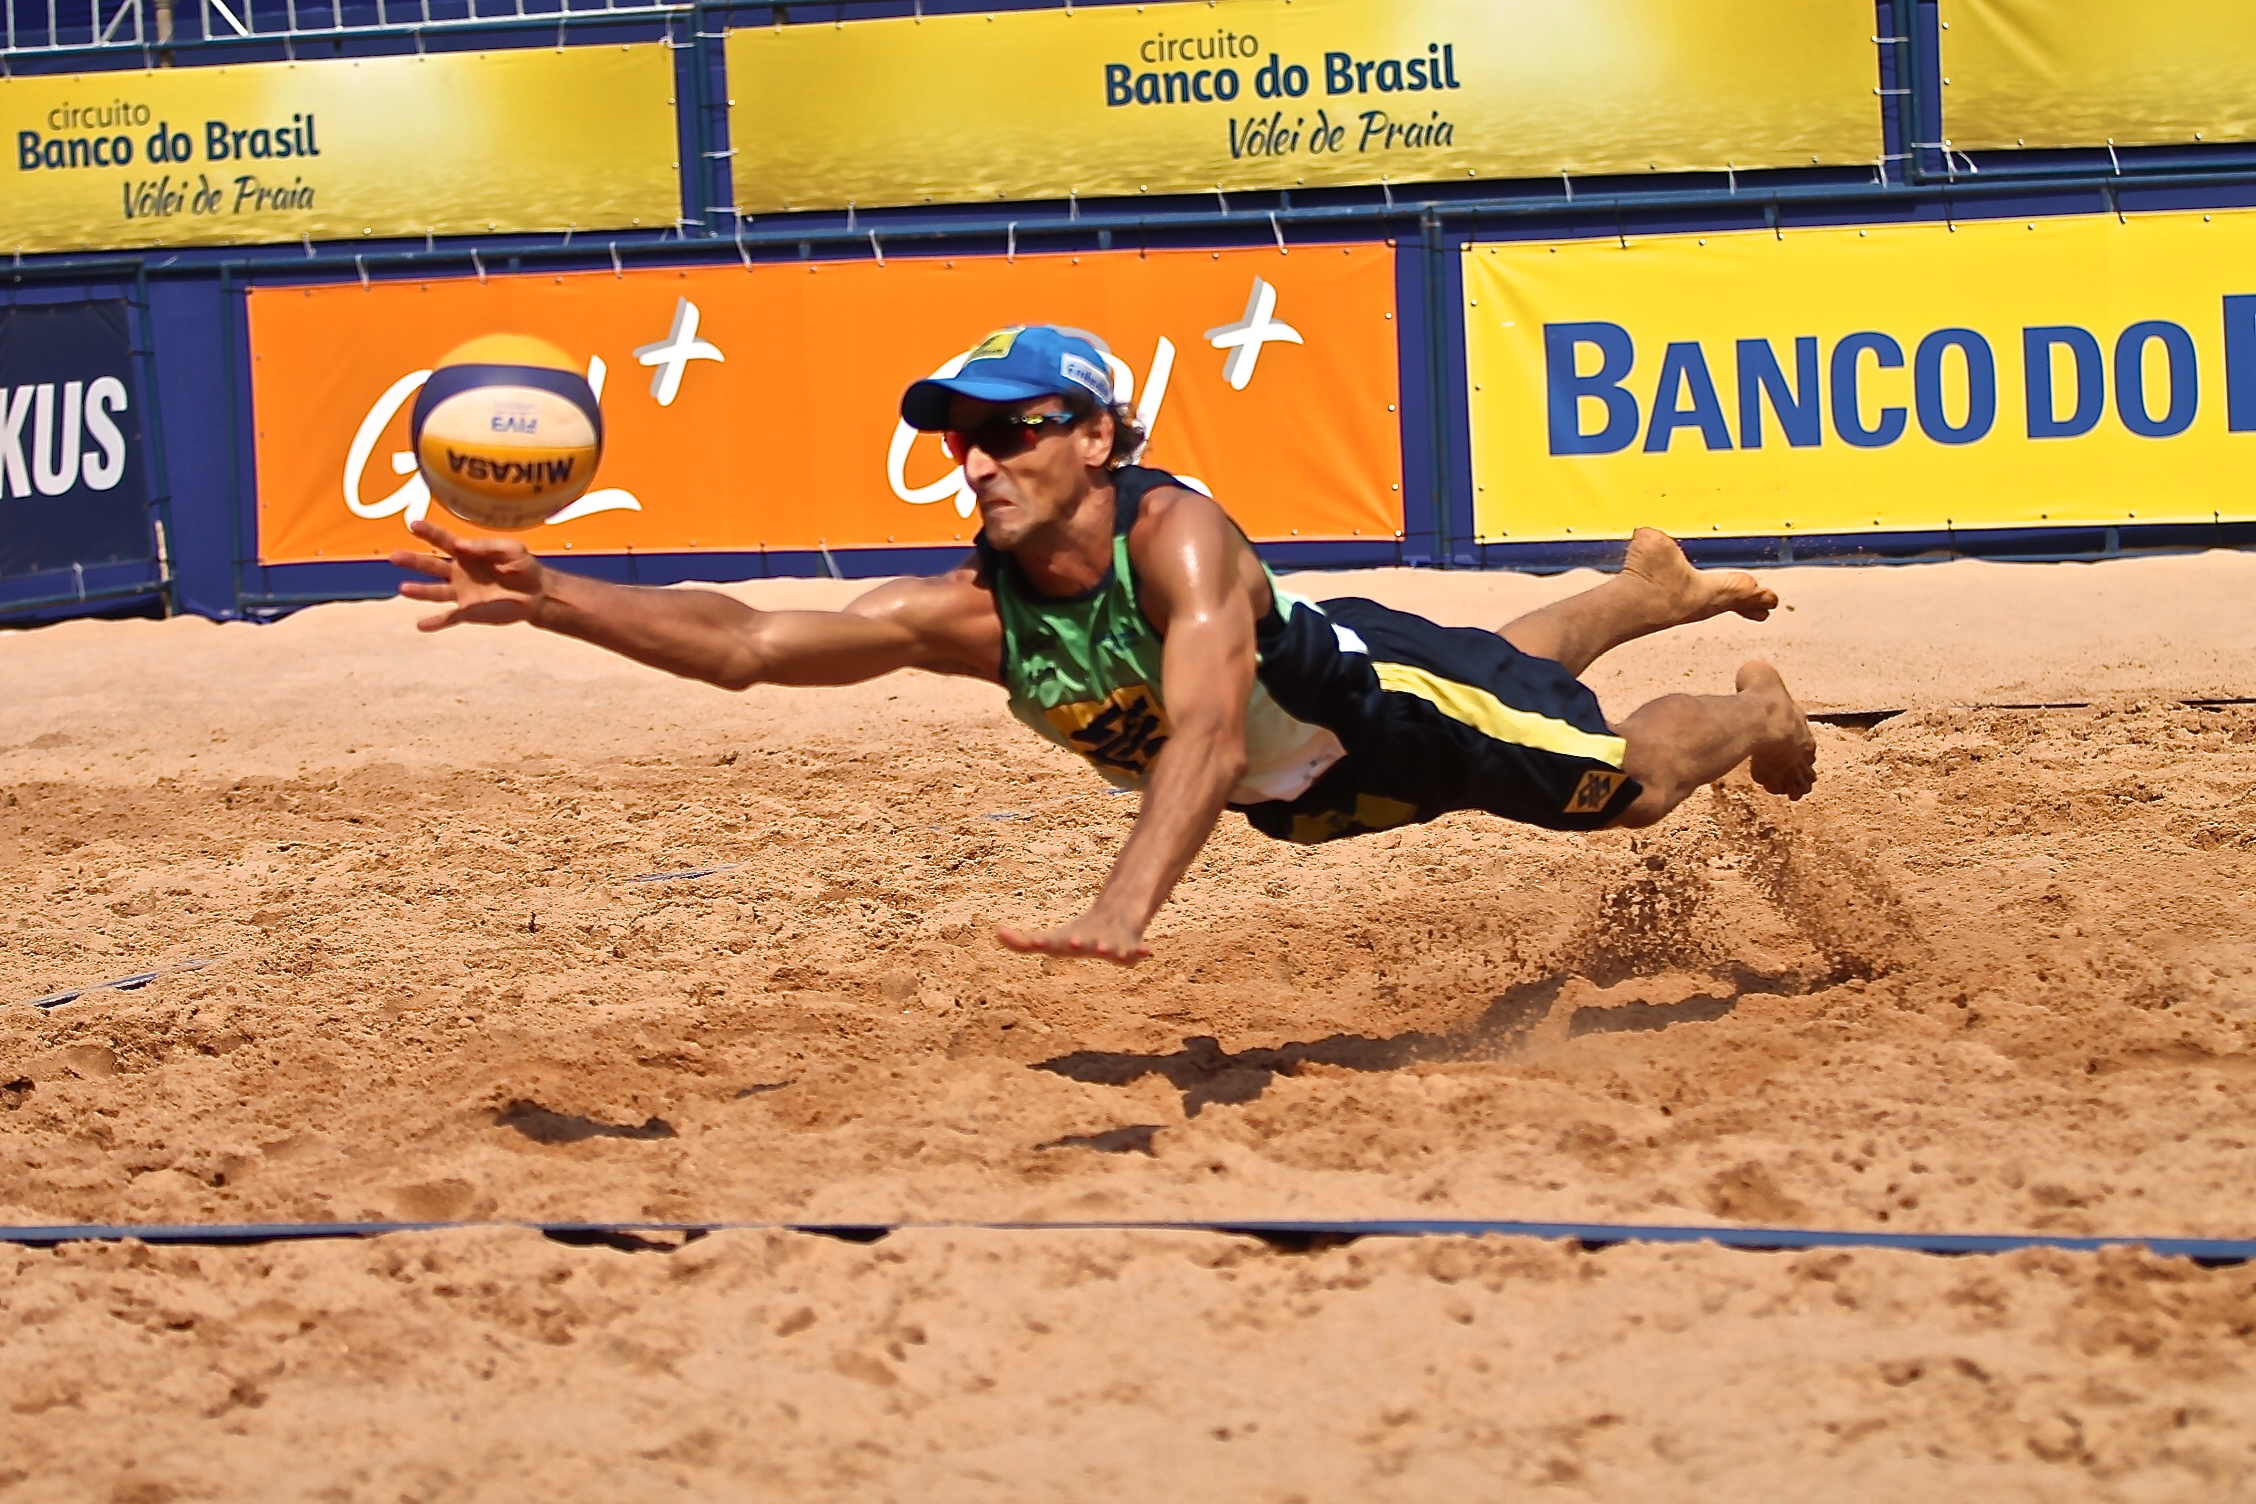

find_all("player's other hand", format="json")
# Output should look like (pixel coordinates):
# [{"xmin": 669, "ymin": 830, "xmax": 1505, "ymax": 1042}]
[
  {"xmin": 389, "ymin": 517, "xmax": 547, "ymax": 632},
  {"xmin": 996, "ymin": 909, "xmax": 1152, "ymax": 967}
]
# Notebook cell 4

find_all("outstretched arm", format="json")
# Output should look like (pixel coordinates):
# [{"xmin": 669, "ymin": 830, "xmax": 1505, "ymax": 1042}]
[
  {"xmin": 997, "ymin": 491, "xmax": 1264, "ymax": 964},
  {"xmin": 389, "ymin": 517, "xmax": 994, "ymax": 689}
]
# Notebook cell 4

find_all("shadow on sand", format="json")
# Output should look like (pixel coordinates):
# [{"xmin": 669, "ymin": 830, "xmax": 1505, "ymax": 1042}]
[{"xmin": 1032, "ymin": 964, "xmax": 1808, "ymax": 1117}]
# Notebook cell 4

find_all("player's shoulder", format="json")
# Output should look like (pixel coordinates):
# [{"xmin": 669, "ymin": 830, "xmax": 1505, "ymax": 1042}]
[
  {"xmin": 1127, "ymin": 477, "xmax": 1238, "ymax": 554},
  {"xmin": 845, "ymin": 552, "xmax": 994, "ymax": 626}
]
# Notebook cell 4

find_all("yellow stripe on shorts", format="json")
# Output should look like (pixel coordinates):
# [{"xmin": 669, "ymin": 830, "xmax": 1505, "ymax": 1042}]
[{"xmin": 1372, "ymin": 661, "xmax": 1627, "ymax": 768}]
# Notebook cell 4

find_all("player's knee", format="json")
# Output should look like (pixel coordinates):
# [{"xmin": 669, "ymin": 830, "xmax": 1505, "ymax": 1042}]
[{"xmin": 1608, "ymin": 785, "xmax": 1677, "ymax": 829}]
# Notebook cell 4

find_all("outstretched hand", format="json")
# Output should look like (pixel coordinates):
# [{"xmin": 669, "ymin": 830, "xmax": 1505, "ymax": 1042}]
[
  {"xmin": 996, "ymin": 910, "xmax": 1151, "ymax": 967},
  {"xmin": 389, "ymin": 518, "xmax": 547, "ymax": 632}
]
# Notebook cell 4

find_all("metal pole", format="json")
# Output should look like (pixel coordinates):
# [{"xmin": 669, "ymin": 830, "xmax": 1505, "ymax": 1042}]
[
  {"xmin": 131, "ymin": 267, "xmax": 182, "ymax": 617},
  {"xmin": 218, "ymin": 265, "xmax": 248, "ymax": 616},
  {"xmin": 1902, "ymin": 0, "xmax": 1941, "ymax": 184},
  {"xmin": 1419, "ymin": 209, "xmax": 1454, "ymax": 567}
]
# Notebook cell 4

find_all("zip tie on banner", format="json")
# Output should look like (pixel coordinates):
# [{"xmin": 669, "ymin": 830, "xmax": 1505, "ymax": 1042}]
[
  {"xmin": 423, "ymin": 228, "xmax": 434, "ymax": 254},
  {"xmin": 1069, "ymin": 189, "xmax": 1079, "ymax": 221},
  {"xmin": 301, "ymin": 232, "xmax": 313, "ymax": 258},
  {"xmin": 610, "ymin": 242, "xmax": 623, "ymax": 278},
  {"xmin": 1918, "ymin": 142, "xmax": 1980, "ymax": 178},
  {"xmin": 817, "ymin": 539, "xmax": 841, "ymax": 579},
  {"xmin": 869, "ymin": 229, "xmax": 884, "ymax": 266},
  {"xmin": 846, "ymin": 201, "xmax": 856, "ymax": 233},
  {"xmin": 2107, "ymin": 139, "xmax": 2122, "ymax": 175},
  {"xmin": 1561, "ymin": 168, "xmax": 1573, "ymax": 202},
  {"xmin": 1006, "ymin": 222, "xmax": 1016, "ymax": 263},
  {"xmin": 1380, "ymin": 176, "xmax": 1393, "ymax": 210},
  {"xmin": 1269, "ymin": 210, "xmax": 1287, "ymax": 255},
  {"xmin": 471, "ymin": 248, "xmax": 485, "ymax": 285},
  {"xmin": 1215, "ymin": 186, "xmax": 1228, "ymax": 215},
  {"xmin": 561, "ymin": 224, "xmax": 574, "ymax": 248},
  {"xmin": 355, "ymin": 254, "xmax": 368, "ymax": 290},
  {"xmin": 736, "ymin": 218, "xmax": 752, "ymax": 272},
  {"xmin": 1727, "ymin": 163, "xmax": 1737, "ymax": 194}
]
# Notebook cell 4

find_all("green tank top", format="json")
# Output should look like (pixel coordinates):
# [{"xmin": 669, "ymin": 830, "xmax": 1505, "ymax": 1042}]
[{"xmin": 977, "ymin": 467, "xmax": 1340, "ymax": 798}]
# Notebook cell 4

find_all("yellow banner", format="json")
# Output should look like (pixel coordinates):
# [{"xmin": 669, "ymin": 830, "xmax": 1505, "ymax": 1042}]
[
  {"xmin": 727, "ymin": 0, "xmax": 1880, "ymax": 213},
  {"xmin": 1940, "ymin": 0, "xmax": 2256, "ymax": 151},
  {"xmin": 4, "ymin": 46, "xmax": 679, "ymax": 253},
  {"xmin": 1465, "ymin": 210, "xmax": 2256, "ymax": 544}
]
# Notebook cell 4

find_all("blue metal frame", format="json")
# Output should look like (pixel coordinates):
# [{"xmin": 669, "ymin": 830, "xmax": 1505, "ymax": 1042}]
[{"xmin": 8, "ymin": 0, "xmax": 2256, "ymax": 619}]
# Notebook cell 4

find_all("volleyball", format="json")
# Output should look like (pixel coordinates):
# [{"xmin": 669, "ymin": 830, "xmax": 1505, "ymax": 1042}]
[{"xmin": 410, "ymin": 334, "xmax": 603, "ymax": 531}]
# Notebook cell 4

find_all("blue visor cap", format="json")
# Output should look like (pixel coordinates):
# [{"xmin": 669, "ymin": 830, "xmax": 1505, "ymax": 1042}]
[{"xmin": 900, "ymin": 325, "xmax": 1116, "ymax": 430}]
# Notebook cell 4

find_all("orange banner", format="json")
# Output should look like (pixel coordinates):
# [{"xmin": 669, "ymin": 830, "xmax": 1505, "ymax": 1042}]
[{"xmin": 248, "ymin": 245, "xmax": 1403, "ymax": 564}]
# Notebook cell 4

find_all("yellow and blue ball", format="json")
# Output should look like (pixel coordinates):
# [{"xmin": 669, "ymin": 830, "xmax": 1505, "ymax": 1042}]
[{"xmin": 411, "ymin": 334, "xmax": 603, "ymax": 531}]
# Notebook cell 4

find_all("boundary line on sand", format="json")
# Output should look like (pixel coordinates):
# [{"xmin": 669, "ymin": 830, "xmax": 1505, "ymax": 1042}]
[{"xmin": 2, "ymin": 1218, "xmax": 2253, "ymax": 1265}]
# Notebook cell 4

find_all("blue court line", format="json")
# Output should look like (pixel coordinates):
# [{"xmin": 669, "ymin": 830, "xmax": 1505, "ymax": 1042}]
[
  {"xmin": 624, "ymin": 864, "xmax": 744, "ymax": 884},
  {"xmin": 1, "ymin": 1216, "xmax": 2251, "ymax": 1263},
  {"xmin": 22, "ymin": 959, "xmax": 218, "ymax": 1010}
]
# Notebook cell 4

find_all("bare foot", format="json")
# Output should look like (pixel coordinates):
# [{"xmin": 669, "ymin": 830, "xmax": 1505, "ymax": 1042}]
[
  {"xmin": 1736, "ymin": 660, "xmax": 1817, "ymax": 799},
  {"xmin": 1623, "ymin": 527, "xmax": 1778, "ymax": 626}
]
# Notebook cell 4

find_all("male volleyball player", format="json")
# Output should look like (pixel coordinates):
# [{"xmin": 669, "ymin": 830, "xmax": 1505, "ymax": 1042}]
[{"xmin": 392, "ymin": 325, "xmax": 1815, "ymax": 965}]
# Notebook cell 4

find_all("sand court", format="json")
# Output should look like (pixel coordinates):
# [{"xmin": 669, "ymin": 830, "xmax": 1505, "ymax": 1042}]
[{"xmin": 5, "ymin": 552, "xmax": 2256, "ymax": 1497}]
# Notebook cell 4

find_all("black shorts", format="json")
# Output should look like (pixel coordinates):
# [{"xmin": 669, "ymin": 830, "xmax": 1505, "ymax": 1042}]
[{"xmin": 1236, "ymin": 596, "xmax": 1642, "ymax": 844}]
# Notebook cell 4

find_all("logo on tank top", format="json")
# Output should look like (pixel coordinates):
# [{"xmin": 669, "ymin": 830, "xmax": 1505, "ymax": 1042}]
[{"xmin": 1046, "ymin": 684, "xmax": 1172, "ymax": 777}]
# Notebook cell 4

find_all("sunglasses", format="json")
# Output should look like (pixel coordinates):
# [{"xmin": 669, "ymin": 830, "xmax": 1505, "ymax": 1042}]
[{"xmin": 941, "ymin": 409, "xmax": 1082, "ymax": 462}]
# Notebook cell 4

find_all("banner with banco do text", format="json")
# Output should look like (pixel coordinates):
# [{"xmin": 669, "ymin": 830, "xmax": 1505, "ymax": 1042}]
[
  {"xmin": 725, "ymin": 0, "xmax": 1880, "ymax": 214},
  {"xmin": 1939, "ymin": 0, "xmax": 2256, "ymax": 152},
  {"xmin": 1464, "ymin": 209, "xmax": 2256, "ymax": 544},
  {"xmin": 4, "ymin": 46, "xmax": 678, "ymax": 253},
  {"xmin": 248, "ymin": 243, "xmax": 1402, "ymax": 564}
]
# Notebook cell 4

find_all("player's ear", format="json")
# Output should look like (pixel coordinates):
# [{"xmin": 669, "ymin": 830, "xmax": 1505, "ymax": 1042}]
[{"xmin": 1080, "ymin": 407, "xmax": 1115, "ymax": 467}]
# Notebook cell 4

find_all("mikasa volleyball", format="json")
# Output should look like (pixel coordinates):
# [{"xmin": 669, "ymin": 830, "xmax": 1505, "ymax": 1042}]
[{"xmin": 410, "ymin": 334, "xmax": 604, "ymax": 530}]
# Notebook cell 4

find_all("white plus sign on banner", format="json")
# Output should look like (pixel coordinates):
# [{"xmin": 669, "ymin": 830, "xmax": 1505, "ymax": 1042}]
[
  {"xmin": 1204, "ymin": 276, "xmax": 1304, "ymax": 391},
  {"xmin": 633, "ymin": 297, "xmax": 726, "ymax": 407}
]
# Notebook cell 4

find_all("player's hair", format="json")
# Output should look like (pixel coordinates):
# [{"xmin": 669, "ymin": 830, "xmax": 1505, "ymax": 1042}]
[{"xmin": 1065, "ymin": 395, "xmax": 1148, "ymax": 469}]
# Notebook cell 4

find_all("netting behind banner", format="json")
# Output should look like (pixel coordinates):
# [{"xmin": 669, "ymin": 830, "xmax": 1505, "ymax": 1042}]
[{"xmin": 1, "ymin": 0, "xmax": 680, "ymax": 54}]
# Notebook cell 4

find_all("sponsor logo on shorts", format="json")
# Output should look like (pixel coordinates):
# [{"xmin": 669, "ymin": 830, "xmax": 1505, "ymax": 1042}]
[
  {"xmin": 1287, "ymin": 792, "xmax": 1419, "ymax": 845},
  {"xmin": 1566, "ymin": 768, "xmax": 1627, "ymax": 815}
]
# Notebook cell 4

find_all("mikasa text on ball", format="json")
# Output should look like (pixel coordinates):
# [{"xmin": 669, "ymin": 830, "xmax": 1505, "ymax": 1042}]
[{"xmin": 411, "ymin": 334, "xmax": 604, "ymax": 531}]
